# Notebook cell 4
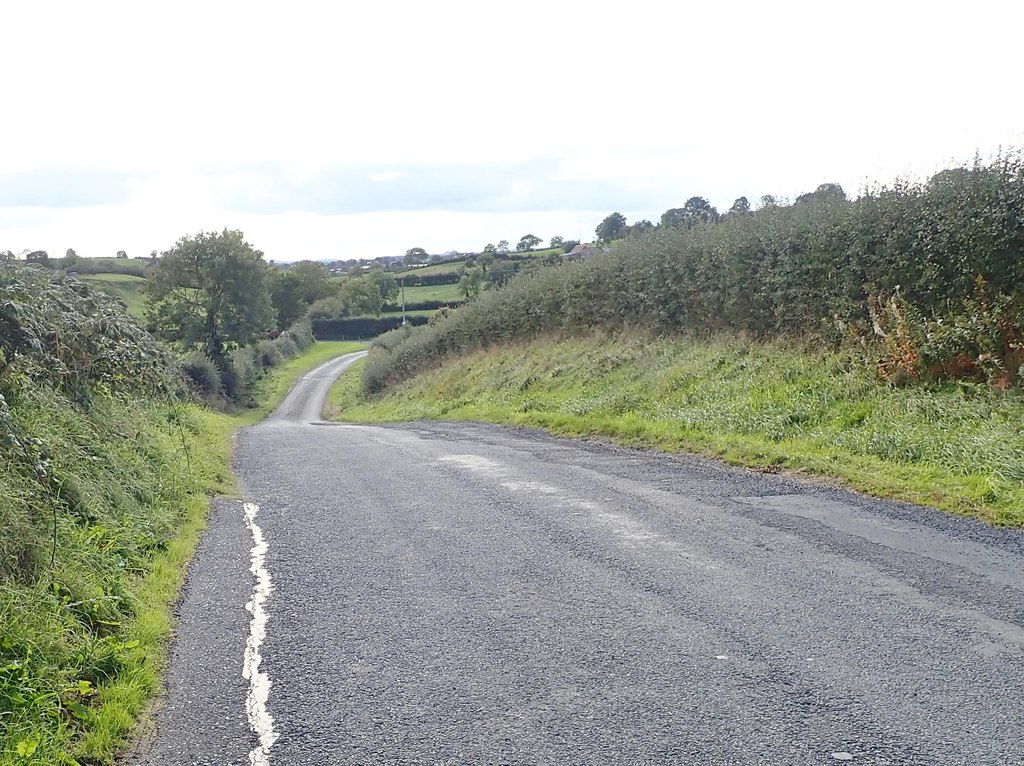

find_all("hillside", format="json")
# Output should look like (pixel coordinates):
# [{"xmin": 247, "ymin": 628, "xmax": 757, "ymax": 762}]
[{"xmin": 79, "ymin": 273, "xmax": 148, "ymax": 319}]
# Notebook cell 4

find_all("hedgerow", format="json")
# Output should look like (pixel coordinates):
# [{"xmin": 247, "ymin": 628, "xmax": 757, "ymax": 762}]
[{"xmin": 363, "ymin": 153, "xmax": 1024, "ymax": 393}]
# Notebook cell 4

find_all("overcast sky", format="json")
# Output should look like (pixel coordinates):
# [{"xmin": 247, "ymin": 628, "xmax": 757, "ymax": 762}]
[{"xmin": 2, "ymin": 0, "xmax": 1022, "ymax": 261}]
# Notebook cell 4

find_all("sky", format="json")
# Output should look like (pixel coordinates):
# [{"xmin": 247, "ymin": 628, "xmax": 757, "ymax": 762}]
[{"xmin": 2, "ymin": 0, "xmax": 1022, "ymax": 262}]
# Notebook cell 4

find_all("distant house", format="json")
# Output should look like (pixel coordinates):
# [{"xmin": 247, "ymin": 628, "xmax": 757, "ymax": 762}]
[{"xmin": 566, "ymin": 243, "xmax": 601, "ymax": 260}]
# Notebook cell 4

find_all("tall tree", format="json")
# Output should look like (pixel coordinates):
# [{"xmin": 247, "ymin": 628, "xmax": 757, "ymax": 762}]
[
  {"xmin": 595, "ymin": 212, "xmax": 627, "ymax": 242},
  {"xmin": 404, "ymin": 247, "xmax": 428, "ymax": 266},
  {"xmin": 517, "ymin": 234, "xmax": 542, "ymax": 252},
  {"xmin": 549, "ymin": 235, "xmax": 565, "ymax": 250},
  {"xmin": 728, "ymin": 196, "xmax": 751, "ymax": 216},
  {"xmin": 145, "ymin": 229, "xmax": 275, "ymax": 372}
]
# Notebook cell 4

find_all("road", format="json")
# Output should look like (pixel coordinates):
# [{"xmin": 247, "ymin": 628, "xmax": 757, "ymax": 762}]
[{"xmin": 133, "ymin": 350, "xmax": 1024, "ymax": 765}]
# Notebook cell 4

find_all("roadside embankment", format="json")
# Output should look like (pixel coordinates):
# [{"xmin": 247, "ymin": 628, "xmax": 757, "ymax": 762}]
[
  {"xmin": 0, "ymin": 296, "xmax": 362, "ymax": 766},
  {"xmin": 326, "ymin": 333, "xmax": 1024, "ymax": 527}
]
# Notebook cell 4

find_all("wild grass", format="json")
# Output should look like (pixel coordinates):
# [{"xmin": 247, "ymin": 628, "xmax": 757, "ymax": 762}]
[{"xmin": 326, "ymin": 333, "xmax": 1024, "ymax": 527}]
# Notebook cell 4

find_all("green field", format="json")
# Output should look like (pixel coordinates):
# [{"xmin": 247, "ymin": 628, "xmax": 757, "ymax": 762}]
[
  {"xmin": 79, "ymin": 274, "xmax": 148, "ymax": 319},
  {"xmin": 389, "ymin": 282, "xmax": 462, "ymax": 304},
  {"xmin": 327, "ymin": 333, "xmax": 1024, "ymax": 528}
]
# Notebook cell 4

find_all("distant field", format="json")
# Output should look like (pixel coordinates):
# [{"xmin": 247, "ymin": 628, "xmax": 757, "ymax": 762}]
[
  {"xmin": 398, "ymin": 260, "xmax": 464, "ymax": 277},
  {"xmin": 380, "ymin": 308, "xmax": 438, "ymax": 318},
  {"xmin": 80, "ymin": 273, "xmax": 147, "ymax": 319},
  {"xmin": 391, "ymin": 282, "xmax": 462, "ymax": 304}
]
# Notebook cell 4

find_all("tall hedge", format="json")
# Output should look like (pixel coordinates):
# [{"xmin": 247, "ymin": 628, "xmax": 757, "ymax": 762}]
[{"xmin": 363, "ymin": 154, "xmax": 1024, "ymax": 393}]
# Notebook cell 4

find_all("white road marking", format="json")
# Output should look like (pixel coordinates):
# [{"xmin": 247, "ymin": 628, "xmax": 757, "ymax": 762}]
[{"xmin": 243, "ymin": 502, "xmax": 278, "ymax": 766}]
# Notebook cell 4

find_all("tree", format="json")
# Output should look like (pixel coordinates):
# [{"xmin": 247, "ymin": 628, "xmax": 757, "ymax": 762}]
[
  {"xmin": 65, "ymin": 248, "xmax": 77, "ymax": 259},
  {"xmin": 144, "ymin": 229, "xmax": 275, "ymax": 374},
  {"xmin": 796, "ymin": 183, "xmax": 847, "ymax": 206},
  {"xmin": 496, "ymin": 240, "xmax": 510, "ymax": 255},
  {"xmin": 287, "ymin": 260, "xmax": 333, "ymax": 302},
  {"xmin": 517, "ymin": 234, "xmax": 542, "ymax": 252},
  {"xmin": 661, "ymin": 197, "xmax": 719, "ymax": 229},
  {"xmin": 458, "ymin": 265, "xmax": 485, "ymax": 300},
  {"xmin": 476, "ymin": 251, "xmax": 495, "ymax": 274},
  {"xmin": 267, "ymin": 271, "xmax": 307, "ymax": 330},
  {"xmin": 404, "ymin": 247, "xmax": 428, "ymax": 266},
  {"xmin": 626, "ymin": 220, "xmax": 654, "ymax": 237},
  {"xmin": 338, "ymin": 277, "xmax": 383, "ymax": 316},
  {"xmin": 0, "ymin": 250, "xmax": 14, "ymax": 262},
  {"xmin": 549, "ymin": 235, "xmax": 565, "ymax": 250},
  {"xmin": 595, "ymin": 212, "xmax": 627, "ymax": 242},
  {"xmin": 759, "ymin": 194, "xmax": 778, "ymax": 209},
  {"xmin": 366, "ymin": 264, "xmax": 399, "ymax": 305},
  {"xmin": 116, "ymin": 250, "xmax": 128, "ymax": 259},
  {"xmin": 728, "ymin": 196, "xmax": 751, "ymax": 216},
  {"xmin": 561, "ymin": 239, "xmax": 580, "ymax": 254}
]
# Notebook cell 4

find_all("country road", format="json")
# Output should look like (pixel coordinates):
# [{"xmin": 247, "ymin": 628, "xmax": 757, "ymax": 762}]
[{"xmin": 133, "ymin": 351, "xmax": 1024, "ymax": 766}]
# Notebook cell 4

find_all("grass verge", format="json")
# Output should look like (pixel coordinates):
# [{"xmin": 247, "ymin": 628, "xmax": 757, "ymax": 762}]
[
  {"xmin": 326, "ymin": 333, "xmax": 1024, "ymax": 527},
  {"xmin": 0, "ymin": 341, "xmax": 363, "ymax": 765}
]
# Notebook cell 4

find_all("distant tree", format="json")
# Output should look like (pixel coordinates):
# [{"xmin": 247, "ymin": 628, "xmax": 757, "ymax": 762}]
[
  {"xmin": 26, "ymin": 251, "xmax": 50, "ymax": 267},
  {"xmin": 267, "ymin": 271, "xmax": 307, "ymax": 330},
  {"xmin": 144, "ymin": 229, "xmax": 275, "ymax": 375},
  {"xmin": 366, "ymin": 264, "xmax": 399, "ymax": 304},
  {"xmin": 347, "ymin": 263, "xmax": 365, "ymax": 278},
  {"xmin": 595, "ymin": 212, "xmax": 627, "ymax": 242},
  {"xmin": 339, "ymin": 277, "xmax": 383, "ymax": 316},
  {"xmin": 458, "ymin": 265, "xmax": 486, "ymax": 299},
  {"xmin": 149, "ymin": 249, "xmax": 159, "ymax": 261},
  {"xmin": 116, "ymin": 250, "xmax": 128, "ymax": 259},
  {"xmin": 626, "ymin": 220, "xmax": 654, "ymax": 237},
  {"xmin": 0, "ymin": 250, "xmax": 14, "ymax": 262},
  {"xmin": 728, "ymin": 196, "xmax": 751, "ymax": 216},
  {"xmin": 429, "ymin": 253, "xmax": 445, "ymax": 263},
  {"xmin": 516, "ymin": 234, "xmax": 542, "ymax": 252},
  {"xmin": 496, "ymin": 240, "xmax": 510, "ymax": 255},
  {"xmin": 404, "ymin": 247, "xmax": 428, "ymax": 265},
  {"xmin": 759, "ymin": 194, "xmax": 778, "ymax": 209},
  {"xmin": 549, "ymin": 235, "xmax": 565, "ymax": 250},
  {"xmin": 661, "ymin": 197, "xmax": 719, "ymax": 229},
  {"xmin": 287, "ymin": 260, "xmax": 333, "ymax": 302},
  {"xmin": 796, "ymin": 183, "xmax": 847, "ymax": 206},
  {"xmin": 66, "ymin": 248, "xmax": 77, "ymax": 259},
  {"xmin": 476, "ymin": 251, "xmax": 495, "ymax": 274},
  {"xmin": 561, "ymin": 239, "xmax": 580, "ymax": 253}
]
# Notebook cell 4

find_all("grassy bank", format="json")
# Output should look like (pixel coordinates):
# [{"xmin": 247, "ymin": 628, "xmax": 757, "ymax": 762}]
[
  {"xmin": 327, "ymin": 334, "xmax": 1024, "ymax": 527},
  {"xmin": 1, "ymin": 340, "xmax": 362, "ymax": 766}
]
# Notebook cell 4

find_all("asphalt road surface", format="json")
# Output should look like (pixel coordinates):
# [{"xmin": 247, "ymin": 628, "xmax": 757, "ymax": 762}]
[{"xmin": 133, "ymin": 351, "xmax": 1024, "ymax": 765}]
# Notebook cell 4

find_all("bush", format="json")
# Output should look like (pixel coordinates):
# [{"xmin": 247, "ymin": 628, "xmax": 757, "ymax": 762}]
[
  {"xmin": 179, "ymin": 351, "xmax": 222, "ymax": 398},
  {"xmin": 257, "ymin": 339, "xmax": 284, "ymax": 370},
  {"xmin": 227, "ymin": 347, "xmax": 261, "ymax": 405}
]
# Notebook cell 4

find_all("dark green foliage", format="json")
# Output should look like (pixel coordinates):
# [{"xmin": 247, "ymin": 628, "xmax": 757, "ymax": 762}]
[
  {"xmin": 0, "ymin": 265, "xmax": 170, "ymax": 403},
  {"xmin": 313, "ymin": 315, "xmax": 428, "ymax": 341},
  {"xmin": 595, "ymin": 212, "xmax": 627, "ymax": 242},
  {"xmin": 361, "ymin": 153, "xmax": 1024, "ymax": 394},
  {"xmin": 180, "ymin": 351, "xmax": 222, "ymax": 398}
]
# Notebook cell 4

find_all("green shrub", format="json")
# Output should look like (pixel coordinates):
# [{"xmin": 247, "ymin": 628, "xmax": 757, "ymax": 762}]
[{"xmin": 179, "ymin": 351, "xmax": 222, "ymax": 398}]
